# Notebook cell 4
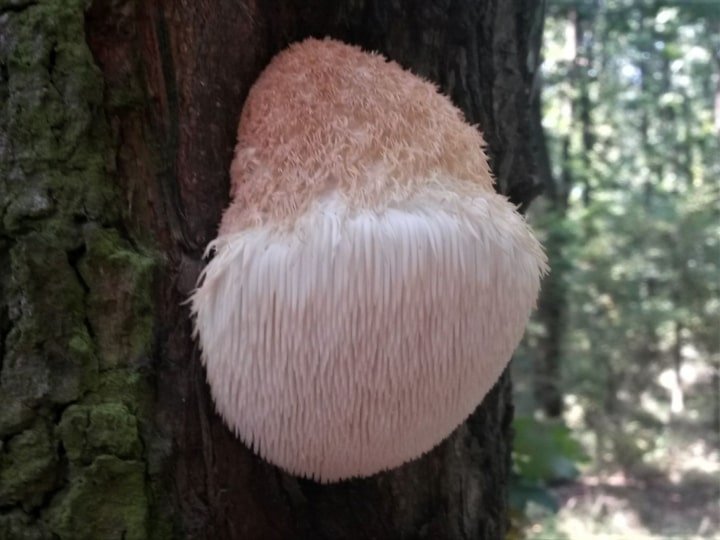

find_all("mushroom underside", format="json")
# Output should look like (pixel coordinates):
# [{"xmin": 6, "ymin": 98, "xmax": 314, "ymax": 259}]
[{"xmin": 191, "ymin": 185, "xmax": 545, "ymax": 482}]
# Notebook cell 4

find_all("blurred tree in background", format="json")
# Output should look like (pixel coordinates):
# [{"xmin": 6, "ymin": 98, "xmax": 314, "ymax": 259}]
[{"xmin": 512, "ymin": 0, "xmax": 720, "ymax": 538}]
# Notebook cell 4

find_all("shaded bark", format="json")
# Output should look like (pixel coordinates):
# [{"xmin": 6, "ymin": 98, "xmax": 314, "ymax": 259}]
[{"xmin": 1, "ymin": 1, "xmax": 543, "ymax": 538}]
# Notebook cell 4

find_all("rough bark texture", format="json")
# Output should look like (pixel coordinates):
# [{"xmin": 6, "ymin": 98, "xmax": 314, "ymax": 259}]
[{"xmin": 0, "ymin": 1, "xmax": 543, "ymax": 539}]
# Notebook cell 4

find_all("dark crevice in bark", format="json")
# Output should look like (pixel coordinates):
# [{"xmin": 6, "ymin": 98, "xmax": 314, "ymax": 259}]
[
  {"xmin": 0, "ymin": 291, "xmax": 9, "ymax": 376},
  {"xmin": 30, "ymin": 455, "xmax": 66, "ymax": 521},
  {"xmin": 152, "ymin": 7, "xmax": 191, "ymax": 254},
  {"xmin": 65, "ymin": 244, "xmax": 99, "ymax": 348},
  {"xmin": 48, "ymin": 44, "xmax": 57, "ymax": 77},
  {"xmin": 66, "ymin": 245, "xmax": 88, "ymax": 293},
  {"xmin": 276, "ymin": 469, "xmax": 313, "ymax": 536},
  {"xmin": 0, "ymin": 1, "xmax": 36, "ymax": 15}
]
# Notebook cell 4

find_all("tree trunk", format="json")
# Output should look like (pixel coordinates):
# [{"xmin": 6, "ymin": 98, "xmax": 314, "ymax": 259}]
[{"xmin": 0, "ymin": 1, "xmax": 543, "ymax": 539}]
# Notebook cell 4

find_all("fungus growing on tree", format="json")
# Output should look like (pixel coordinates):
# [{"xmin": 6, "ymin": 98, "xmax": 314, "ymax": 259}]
[{"xmin": 191, "ymin": 38, "xmax": 547, "ymax": 482}]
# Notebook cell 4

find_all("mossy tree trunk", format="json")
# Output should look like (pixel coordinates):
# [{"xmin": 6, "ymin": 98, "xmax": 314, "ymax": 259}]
[{"xmin": 0, "ymin": 1, "xmax": 543, "ymax": 539}]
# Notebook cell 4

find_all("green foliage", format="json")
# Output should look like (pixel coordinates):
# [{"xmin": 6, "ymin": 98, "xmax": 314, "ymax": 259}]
[
  {"xmin": 513, "ymin": 416, "xmax": 588, "ymax": 483},
  {"xmin": 510, "ymin": 416, "xmax": 588, "ymax": 516}
]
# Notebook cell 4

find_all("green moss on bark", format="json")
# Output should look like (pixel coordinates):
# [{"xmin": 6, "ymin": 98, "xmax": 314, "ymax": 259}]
[
  {"xmin": 0, "ymin": 0, "xmax": 162, "ymax": 537},
  {"xmin": 0, "ymin": 510, "xmax": 52, "ymax": 540},
  {"xmin": 0, "ymin": 421, "xmax": 59, "ymax": 509},
  {"xmin": 86, "ymin": 368, "xmax": 154, "ymax": 414},
  {"xmin": 78, "ymin": 227, "xmax": 155, "ymax": 370},
  {"xmin": 47, "ymin": 456, "xmax": 149, "ymax": 540},
  {"xmin": 1, "ymin": 235, "xmax": 98, "ymax": 413},
  {"xmin": 58, "ymin": 403, "xmax": 142, "ymax": 464},
  {"xmin": 0, "ymin": 0, "xmax": 117, "ymax": 234}
]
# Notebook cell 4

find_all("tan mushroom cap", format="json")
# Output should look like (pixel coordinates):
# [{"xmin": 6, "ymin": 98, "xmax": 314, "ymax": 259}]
[{"xmin": 221, "ymin": 37, "xmax": 494, "ymax": 232}]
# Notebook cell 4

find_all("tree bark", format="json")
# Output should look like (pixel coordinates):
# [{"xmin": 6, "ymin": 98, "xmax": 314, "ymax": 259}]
[{"xmin": 0, "ymin": 1, "xmax": 543, "ymax": 539}]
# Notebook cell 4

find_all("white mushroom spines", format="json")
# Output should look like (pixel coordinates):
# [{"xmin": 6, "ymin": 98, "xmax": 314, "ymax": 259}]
[{"xmin": 190, "ymin": 38, "xmax": 547, "ymax": 482}]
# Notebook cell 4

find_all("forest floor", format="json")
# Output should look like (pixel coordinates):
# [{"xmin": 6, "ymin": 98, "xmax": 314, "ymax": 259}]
[
  {"xmin": 522, "ymin": 403, "xmax": 720, "ymax": 539},
  {"xmin": 513, "ymin": 351, "xmax": 719, "ymax": 539},
  {"xmin": 551, "ymin": 381, "xmax": 720, "ymax": 539},
  {"xmin": 526, "ymin": 445, "xmax": 720, "ymax": 540},
  {"xmin": 547, "ymin": 468, "xmax": 720, "ymax": 539}
]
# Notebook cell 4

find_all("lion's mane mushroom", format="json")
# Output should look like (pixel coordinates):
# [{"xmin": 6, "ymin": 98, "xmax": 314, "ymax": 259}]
[{"xmin": 190, "ymin": 38, "xmax": 547, "ymax": 482}]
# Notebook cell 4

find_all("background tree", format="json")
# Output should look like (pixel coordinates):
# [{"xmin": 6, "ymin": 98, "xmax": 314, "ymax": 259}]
[{"xmin": 0, "ymin": 1, "xmax": 544, "ymax": 538}]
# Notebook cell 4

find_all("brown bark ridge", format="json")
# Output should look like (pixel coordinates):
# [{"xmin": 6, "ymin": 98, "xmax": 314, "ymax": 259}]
[{"xmin": 1, "ymin": 0, "xmax": 543, "ymax": 538}]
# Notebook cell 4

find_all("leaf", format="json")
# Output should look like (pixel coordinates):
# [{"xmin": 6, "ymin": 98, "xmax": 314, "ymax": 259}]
[{"xmin": 513, "ymin": 416, "xmax": 587, "ymax": 483}]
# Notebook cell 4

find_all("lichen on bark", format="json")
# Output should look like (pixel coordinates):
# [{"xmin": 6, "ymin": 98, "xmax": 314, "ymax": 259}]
[{"xmin": 0, "ymin": 1, "xmax": 161, "ymax": 538}]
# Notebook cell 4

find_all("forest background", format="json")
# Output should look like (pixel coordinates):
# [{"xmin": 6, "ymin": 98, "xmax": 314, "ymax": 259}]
[{"xmin": 511, "ymin": 1, "xmax": 720, "ymax": 538}]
